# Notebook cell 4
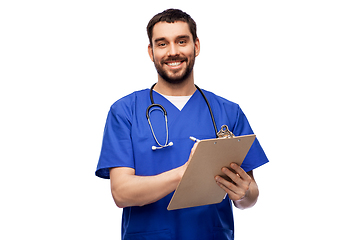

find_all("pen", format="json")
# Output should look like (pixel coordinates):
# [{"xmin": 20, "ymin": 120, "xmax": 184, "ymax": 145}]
[{"xmin": 189, "ymin": 136, "xmax": 201, "ymax": 142}]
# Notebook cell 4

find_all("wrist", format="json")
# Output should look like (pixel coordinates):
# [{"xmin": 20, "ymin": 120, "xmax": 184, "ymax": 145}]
[{"xmin": 234, "ymin": 181, "xmax": 259, "ymax": 209}]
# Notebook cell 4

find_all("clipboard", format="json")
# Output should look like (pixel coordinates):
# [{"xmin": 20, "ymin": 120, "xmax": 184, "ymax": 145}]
[{"xmin": 167, "ymin": 134, "xmax": 256, "ymax": 210}]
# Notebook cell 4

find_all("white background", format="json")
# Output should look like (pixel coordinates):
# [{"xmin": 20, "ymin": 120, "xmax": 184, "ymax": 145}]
[{"xmin": 1, "ymin": 0, "xmax": 359, "ymax": 239}]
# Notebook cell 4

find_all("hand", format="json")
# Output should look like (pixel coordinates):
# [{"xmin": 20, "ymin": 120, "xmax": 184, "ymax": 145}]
[
  {"xmin": 215, "ymin": 163, "xmax": 252, "ymax": 202},
  {"xmin": 177, "ymin": 142, "xmax": 198, "ymax": 178}
]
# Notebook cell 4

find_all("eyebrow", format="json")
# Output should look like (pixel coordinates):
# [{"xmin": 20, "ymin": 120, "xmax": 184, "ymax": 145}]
[
  {"xmin": 154, "ymin": 37, "xmax": 166, "ymax": 44},
  {"xmin": 154, "ymin": 35, "xmax": 190, "ymax": 44},
  {"xmin": 177, "ymin": 35, "xmax": 190, "ymax": 40}
]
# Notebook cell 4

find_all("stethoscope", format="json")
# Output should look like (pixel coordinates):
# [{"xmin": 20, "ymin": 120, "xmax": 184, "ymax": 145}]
[{"xmin": 146, "ymin": 83, "xmax": 218, "ymax": 150}]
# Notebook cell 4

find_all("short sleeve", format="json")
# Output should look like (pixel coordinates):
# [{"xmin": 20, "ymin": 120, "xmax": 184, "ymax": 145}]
[
  {"xmin": 95, "ymin": 101, "xmax": 134, "ymax": 179},
  {"xmin": 232, "ymin": 106, "xmax": 269, "ymax": 172}
]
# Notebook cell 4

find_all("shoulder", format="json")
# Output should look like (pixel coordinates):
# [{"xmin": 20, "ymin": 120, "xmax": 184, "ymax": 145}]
[
  {"xmin": 200, "ymin": 89, "xmax": 242, "ymax": 113},
  {"xmin": 200, "ymin": 88, "xmax": 248, "ymax": 134},
  {"xmin": 110, "ymin": 88, "xmax": 149, "ymax": 114}
]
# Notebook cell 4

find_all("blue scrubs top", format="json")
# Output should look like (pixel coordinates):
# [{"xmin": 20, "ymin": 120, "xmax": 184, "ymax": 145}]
[{"xmin": 96, "ymin": 88, "xmax": 269, "ymax": 240}]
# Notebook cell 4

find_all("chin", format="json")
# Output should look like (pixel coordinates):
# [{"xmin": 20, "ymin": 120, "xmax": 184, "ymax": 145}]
[{"xmin": 160, "ymin": 69, "xmax": 193, "ymax": 85}]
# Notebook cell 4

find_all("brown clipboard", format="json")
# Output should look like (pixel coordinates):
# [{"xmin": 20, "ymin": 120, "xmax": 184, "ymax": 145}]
[{"xmin": 167, "ymin": 134, "xmax": 256, "ymax": 210}]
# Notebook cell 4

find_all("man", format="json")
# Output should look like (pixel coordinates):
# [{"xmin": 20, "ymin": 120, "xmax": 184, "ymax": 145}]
[{"xmin": 96, "ymin": 9, "xmax": 268, "ymax": 240}]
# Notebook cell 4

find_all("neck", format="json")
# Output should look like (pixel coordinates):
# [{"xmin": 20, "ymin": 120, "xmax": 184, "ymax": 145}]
[{"xmin": 154, "ymin": 72, "xmax": 196, "ymax": 96}]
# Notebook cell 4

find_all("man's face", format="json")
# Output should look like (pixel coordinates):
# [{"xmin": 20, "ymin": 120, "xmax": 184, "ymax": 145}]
[{"xmin": 148, "ymin": 21, "xmax": 200, "ymax": 84}]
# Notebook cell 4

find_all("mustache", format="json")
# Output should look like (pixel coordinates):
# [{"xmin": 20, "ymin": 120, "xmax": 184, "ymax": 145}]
[{"xmin": 161, "ymin": 57, "xmax": 187, "ymax": 64}]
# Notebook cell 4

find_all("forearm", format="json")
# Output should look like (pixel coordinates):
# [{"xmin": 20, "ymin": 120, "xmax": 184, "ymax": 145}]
[
  {"xmin": 110, "ymin": 167, "xmax": 183, "ymax": 208},
  {"xmin": 233, "ymin": 179, "xmax": 259, "ymax": 209}
]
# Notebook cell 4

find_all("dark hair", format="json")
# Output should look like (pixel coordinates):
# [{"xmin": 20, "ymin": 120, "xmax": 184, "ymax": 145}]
[{"xmin": 147, "ymin": 9, "xmax": 197, "ymax": 47}]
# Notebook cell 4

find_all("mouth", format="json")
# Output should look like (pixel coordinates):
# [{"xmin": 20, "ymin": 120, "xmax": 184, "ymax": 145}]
[
  {"xmin": 166, "ymin": 61, "xmax": 183, "ymax": 67},
  {"xmin": 162, "ymin": 58, "xmax": 187, "ymax": 68}
]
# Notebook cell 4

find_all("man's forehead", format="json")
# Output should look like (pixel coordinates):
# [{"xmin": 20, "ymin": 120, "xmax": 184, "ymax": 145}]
[{"xmin": 152, "ymin": 21, "xmax": 192, "ymax": 41}]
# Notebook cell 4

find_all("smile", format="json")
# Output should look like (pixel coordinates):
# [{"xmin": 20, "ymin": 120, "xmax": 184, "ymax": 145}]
[{"xmin": 166, "ymin": 61, "xmax": 183, "ymax": 67}]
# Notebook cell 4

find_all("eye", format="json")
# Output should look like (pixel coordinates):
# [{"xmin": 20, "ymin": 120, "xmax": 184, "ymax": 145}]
[
  {"xmin": 157, "ymin": 42, "xmax": 167, "ymax": 47},
  {"xmin": 178, "ymin": 40, "xmax": 186, "ymax": 45}
]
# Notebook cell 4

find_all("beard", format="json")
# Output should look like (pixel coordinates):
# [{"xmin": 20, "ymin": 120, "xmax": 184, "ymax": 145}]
[{"xmin": 153, "ymin": 49, "xmax": 196, "ymax": 85}]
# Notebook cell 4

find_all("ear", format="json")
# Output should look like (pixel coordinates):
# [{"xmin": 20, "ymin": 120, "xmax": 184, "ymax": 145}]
[
  {"xmin": 194, "ymin": 38, "xmax": 200, "ymax": 57},
  {"xmin": 148, "ymin": 44, "xmax": 154, "ymax": 62}
]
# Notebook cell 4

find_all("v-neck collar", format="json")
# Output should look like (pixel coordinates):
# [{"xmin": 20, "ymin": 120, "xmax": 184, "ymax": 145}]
[
  {"xmin": 159, "ymin": 95, "xmax": 191, "ymax": 111},
  {"xmin": 152, "ymin": 89, "xmax": 199, "ymax": 113},
  {"xmin": 150, "ymin": 89, "xmax": 202, "ymax": 129},
  {"xmin": 147, "ymin": 89, "xmax": 216, "ymax": 140}
]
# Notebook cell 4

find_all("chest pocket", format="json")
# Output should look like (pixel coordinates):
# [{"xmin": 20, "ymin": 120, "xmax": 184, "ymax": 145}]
[{"xmin": 124, "ymin": 229, "xmax": 172, "ymax": 240}]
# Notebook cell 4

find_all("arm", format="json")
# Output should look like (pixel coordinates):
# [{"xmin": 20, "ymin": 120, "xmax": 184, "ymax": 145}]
[
  {"xmin": 110, "ymin": 165, "xmax": 186, "ymax": 208},
  {"xmin": 215, "ymin": 164, "xmax": 259, "ymax": 210},
  {"xmin": 109, "ymin": 143, "xmax": 197, "ymax": 208}
]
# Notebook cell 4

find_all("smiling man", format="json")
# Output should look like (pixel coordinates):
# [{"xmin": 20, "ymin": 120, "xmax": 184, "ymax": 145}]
[
  {"xmin": 96, "ymin": 9, "xmax": 268, "ymax": 240},
  {"xmin": 149, "ymin": 21, "xmax": 199, "ymax": 87}
]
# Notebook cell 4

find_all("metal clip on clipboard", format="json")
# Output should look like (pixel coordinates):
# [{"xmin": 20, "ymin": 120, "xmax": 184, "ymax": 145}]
[{"xmin": 216, "ymin": 125, "xmax": 235, "ymax": 138}]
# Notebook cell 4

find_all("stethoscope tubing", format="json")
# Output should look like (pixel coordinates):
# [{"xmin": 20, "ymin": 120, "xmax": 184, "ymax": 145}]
[
  {"xmin": 146, "ymin": 103, "xmax": 167, "ymax": 119},
  {"xmin": 194, "ymin": 85, "xmax": 218, "ymax": 136},
  {"xmin": 147, "ymin": 107, "xmax": 170, "ymax": 149}
]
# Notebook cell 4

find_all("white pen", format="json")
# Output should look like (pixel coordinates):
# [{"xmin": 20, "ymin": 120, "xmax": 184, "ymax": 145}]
[{"xmin": 189, "ymin": 136, "xmax": 201, "ymax": 142}]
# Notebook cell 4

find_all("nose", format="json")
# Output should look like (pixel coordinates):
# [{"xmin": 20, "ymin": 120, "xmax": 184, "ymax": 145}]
[{"xmin": 168, "ymin": 43, "xmax": 179, "ymax": 56}]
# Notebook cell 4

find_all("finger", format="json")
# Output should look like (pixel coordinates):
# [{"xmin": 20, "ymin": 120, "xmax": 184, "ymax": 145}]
[
  {"xmin": 215, "ymin": 178, "xmax": 246, "ymax": 201},
  {"xmin": 221, "ymin": 165, "xmax": 251, "ymax": 187},
  {"xmin": 220, "ymin": 166, "xmax": 252, "ymax": 193},
  {"xmin": 190, "ymin": 142, "xmax": 198, "ymax": 155},
  {"xmin": 189, "ymin": 142, "xmax": 199, "ymax": 160},
  {"xmin": 220, "ymin": 167, "xmax": 241, "ymax": 185},
  {"xmin": 230, "ymin": 163, "xmax": 252, "ymax": 182},
  {"xmin": 215, "ymin": 175, "xmax": 240, "ymax": 194}
]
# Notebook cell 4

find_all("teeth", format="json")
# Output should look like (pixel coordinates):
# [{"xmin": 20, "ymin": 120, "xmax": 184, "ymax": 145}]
[{"xmin": 167, "ymin": 62, "xmax": 181, "ymax": 66}]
